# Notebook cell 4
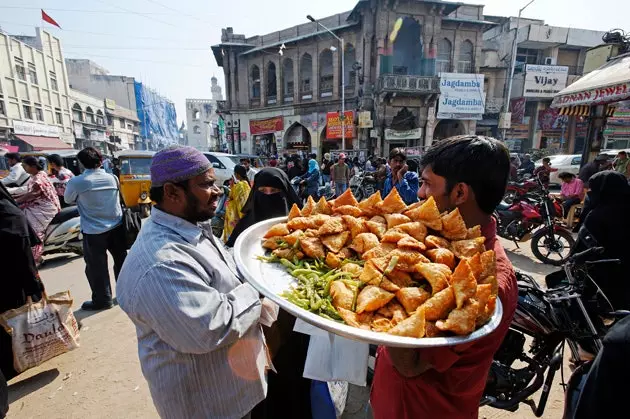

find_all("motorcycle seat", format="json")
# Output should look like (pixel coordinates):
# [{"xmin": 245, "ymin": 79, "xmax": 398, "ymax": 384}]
[
  {"xmin": 496, "ymin": 201, "xmax": 512, "ymax": 211},
  {"xmin": 51, "ymin": 206, "xmax": 79, "ymax": 224}
]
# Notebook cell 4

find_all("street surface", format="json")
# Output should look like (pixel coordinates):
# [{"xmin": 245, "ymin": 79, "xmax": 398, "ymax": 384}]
[{"xmin": 6, "ymin": 238, "xmax": 565, "ymax": 419}]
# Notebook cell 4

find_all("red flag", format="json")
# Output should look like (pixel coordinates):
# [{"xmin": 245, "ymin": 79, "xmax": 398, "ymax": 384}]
[{"xmin": 41, "ymin": 10, "xmax": 61, "ymax": 29}]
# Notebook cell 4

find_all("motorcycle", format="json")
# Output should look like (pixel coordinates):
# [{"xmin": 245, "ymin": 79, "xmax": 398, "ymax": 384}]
[
  {"xmin": 495, "ymin": 183, "xmax": 574, "ymax": 265},
  {"xmin": 42, "ymin": 205, "xmax": 83, "ymax": 257},
  {"xmin": 504, "ymin": 176, "xmax": 539, "ymax": 204},
  {"xmin": 482, "ymin": 247, "xmax": 622, "ymax": 417},
  {"xmin": 349, "ymin": 171, "xmax": 378, "ymax": 201},
  {"xmin": 290, "ymin": 177, "xmax": 334, "ymax": 203}
]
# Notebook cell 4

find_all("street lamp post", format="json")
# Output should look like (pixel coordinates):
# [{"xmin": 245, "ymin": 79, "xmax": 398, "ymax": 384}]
[
  {"xmin": 307, "ymin": 15, "xmax": 346, "ymax": 151},
  {"xmin": 502, "ymin": 0, "xmax": 536, "ymax": 140}
]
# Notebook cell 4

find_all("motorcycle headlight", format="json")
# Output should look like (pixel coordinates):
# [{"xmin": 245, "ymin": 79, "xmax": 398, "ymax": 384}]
[{"xmin": 140, "ymin": 192, "xmax": 148, "ymax": 200}]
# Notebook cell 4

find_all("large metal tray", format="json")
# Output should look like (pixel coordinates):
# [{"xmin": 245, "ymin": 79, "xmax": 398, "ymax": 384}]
[{"xmin": 234, "ymin": 217, "xmax": 503, "ymax": 348}]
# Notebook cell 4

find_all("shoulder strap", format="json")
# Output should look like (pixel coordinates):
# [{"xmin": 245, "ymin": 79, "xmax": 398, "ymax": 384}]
[{"xmin": 112, "ymin": 174, "xmax": 127, "ymax": 209}]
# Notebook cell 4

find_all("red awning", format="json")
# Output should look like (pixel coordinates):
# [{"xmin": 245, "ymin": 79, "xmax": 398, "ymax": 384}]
[
  {"xmin": 14, "ymin": 135, "xmax": 72, "ymax": 150},
  {"xmin": 0, "ymin": 144, "xmax": 18, "ymax": 152}
]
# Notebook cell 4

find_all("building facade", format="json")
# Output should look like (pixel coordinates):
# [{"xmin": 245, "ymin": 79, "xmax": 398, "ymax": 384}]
[
  {"xmin": 212, "ymin": 0, "xmax": 494, "ymax": 158},
  {"xmin": 482, "ymin": 17, "xmax": 605, "ymax": 152},
  {"xmin": 186, "ymin": 77, "xmax": 226, "ymax": 151},
  {"xmin": 69, "ymin": 88, "xmax": 107, "ymax": 151},
  {"xmin": 0, "ymin": 28, "xmax": 74, "ymax": 151}
]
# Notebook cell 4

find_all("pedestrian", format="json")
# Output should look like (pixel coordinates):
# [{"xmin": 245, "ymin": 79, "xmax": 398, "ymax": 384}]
[
  {"xmin": 299, "ymin": 158, "xmax": 321, "ymax": 199},
  {"xmin": 330, "ymin": 153, "xmax": 350, "ymax": 197},
  {"xmin": 116, "ymin": 146, "xmax": 269, "ymax": 419},
  {"xmin": 533, "ymin": 157, "xmax": 557, "ymax": 186},
  {"xmin": 375, "ymin": 158, "xmax": 388, "ymax": 192},
  {"xmin": 240, "ymin": 158, "xmax": 256, "ymax": 183},
  {"xmin": 509, "ymin": 156, "xmax": 519, "ymax": 181},
  {"xmin": 64, "ymin": 147, "xmax": 127, "ymax": 311},
  {"xmin": 520, "ymin": 153, "xmax": 535, "ymax": 174},
  {"xmin": 381, "ymin": 148, "xmax": 419, "ymax": 205},
  {"xmin": 222, "ymin": 165, "xmax": 251, "ymax": 243},
  {"xmin": 287, "ymin": 159, "xmax": 303, "ymax": 180},
  {"xmin": 321, "ymin": 153, "xmax": 333, "ymax": 184},
  {"xmin": 0, "ymin": 183, "xmax": 44, "ymax": 381},
  {"xmin": 558, "ymin": 172, "xmax": 585, "ymax": 216},
  {"xmin": 47, "ymin": 154, "xmax": 74, "ymax": 205},
  {"xmin": 269, "ymin": 155, "xmax": 278, "ymax": 167},
  {"xmin": 612, "ymin": 151, "xmax": 629, "ymax": 178},
  {"xmin": 1, "ymin": 152, "xmax": 29, "ymax": 187},
  {"xmin": 371, "ymin": 135, "xmax": 518, "ymax": 419},
  {"xmin": 12, "ymin": 156, "xmax": 60, "ymax": 264},
  {"xmin": 579, "ymin": 154, "xmax": 608, "ymax": 188}
]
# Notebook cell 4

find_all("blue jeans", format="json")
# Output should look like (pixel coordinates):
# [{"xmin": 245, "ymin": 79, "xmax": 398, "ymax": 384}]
[
  {"xmin": 335, "ymin": 182, "xmax": 347, "ymax": 197},
  {"xmin": 322, "ymin": 174, "xmax": 330, "ymax": 184}
]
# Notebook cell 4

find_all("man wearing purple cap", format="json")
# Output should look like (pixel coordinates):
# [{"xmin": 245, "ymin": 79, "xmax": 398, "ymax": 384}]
[{"xmin": 116, "ymin": 146, "xmax": 267, "ymax": 419}]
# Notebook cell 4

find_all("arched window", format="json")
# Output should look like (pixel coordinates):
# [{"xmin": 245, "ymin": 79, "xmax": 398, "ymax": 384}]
[
  {"xmin": 85, "ymin": 106, "xmax": 95, "ymax": 124},
  {"xmin": 319, "ymin": 49, "xmax": 333, "ymax": 97},
  {"xmin": 300, "ymin": 53, "xmax": 313, "ymax": 98},
  {"xmin": 250, "ymin": 65, "xmax": 261, "ymax": 99},
  {"xmin": 193, "ymin": 109, "xmax": 200, "ymax": 120},
  {"xmin": 437, "ymin": 38, "xmax": 452, "ymax": 73},
  {"xmin": 267, "ymin": 62, "xmax": 277, "ymax": 101},
  {"xmin": 283, "ymin": 58, "xmax": 294, "ymax": 101},
  {"xmin": 72, "ymin": 103, "xmax": 83, "ymax": 122},
  {"xmin": 344, "ymin": 44, "xmax": 356, "ymax": 89},
  {"xmin": 458, "ymin": 40, "xmax": 474, "ymax": 73},
  {"xmin": 193, "ymin": 125, "xmax": 201, "ymax": 134},
  {"xmin": 96, "ymin": 110, "xmax": 104, "ymax": 125},
  {"xmin": 392, "ymin": 17, "xmax": 423, "ymax": 75}
]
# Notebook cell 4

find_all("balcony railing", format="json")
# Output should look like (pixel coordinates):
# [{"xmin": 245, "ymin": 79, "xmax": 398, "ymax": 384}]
[
  {"xmin": 267, "ymin": 96, "xmax": 277, "ymax": 105},
  {"xmin": 250, "ymin": 98, "xmax": 261, "ymax": 107},
  {"xmin": 376, "ymin": 74, "xmax": 440, "ymax": 94},
  {"xmin": 485, "ymin": 97, "xmax": 504, "ymax": 114}
]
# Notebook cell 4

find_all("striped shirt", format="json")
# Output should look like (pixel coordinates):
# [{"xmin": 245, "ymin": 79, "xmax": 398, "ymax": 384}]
[{"xmin": 116, "ymin": 207, "xmax": 267, "ymax": 419}]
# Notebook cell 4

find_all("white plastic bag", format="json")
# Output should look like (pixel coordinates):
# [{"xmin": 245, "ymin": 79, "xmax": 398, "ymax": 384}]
[{"xmin": 0, "ymin": 291, "xmax": 80, "ymax": 373}]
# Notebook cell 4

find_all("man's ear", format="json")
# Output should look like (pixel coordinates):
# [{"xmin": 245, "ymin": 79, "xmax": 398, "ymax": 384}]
[
  {"xmin": 163, "ymin": 183, "xmax": 183, "ymax": 204},
  {"xmin": 449, "ymin": 182, "xmax": 470, "ymax": 207}
]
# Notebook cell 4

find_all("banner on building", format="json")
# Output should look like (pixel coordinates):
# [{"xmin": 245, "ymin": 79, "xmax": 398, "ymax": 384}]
[
  {"xmin": 510, "ymin": 98, "xmax": 526, "ymax": 124},
  {"xmin": 384, "ymin": 127, "xmax": 423, "ymax": 141},
  {"xmin": 538, "ymin": 108, "xmax": 568, "ymax": 130},
  {"xmin": 523, "ymin": 65, "xmax": 569, "ymax": 98},
  {"xmin": 105, "ymin": 98, "xmax": 116, "ymax": 110},
  {"xmin": 249, "ymin": 116, "xmax": 284, "ymax": 135},
  {"xmin": 326, "ymin": 111, "xmax": 355, "ymax": 139},
  {"xmin": 358, "ymin": 111, "xmax": 373, "ymax": 128},
  {"xmin": 437, "ymin": 73, "xmax": 485, "ymax": 120},
  {"xmin": 13, "ymin": 120, "xmax": 60, "ymax": 137}
]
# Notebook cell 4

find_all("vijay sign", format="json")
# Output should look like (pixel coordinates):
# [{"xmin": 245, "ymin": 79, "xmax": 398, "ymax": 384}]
[
  {"xmin": 437, "ymin": 73, "xmax": 485, "ymax": 120},
  {"xmin": 523, "ymin": 65, "xmax": 568, "ymax": 98}
]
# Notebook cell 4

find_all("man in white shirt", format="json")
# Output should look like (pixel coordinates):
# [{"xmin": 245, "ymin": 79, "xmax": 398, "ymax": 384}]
[
  {"xmin": 240, "ymin": 158, "xmax": 257, "ymax": 183},
  {"xmin": 1, "ymin": 153, "xmax": 30, "ymax": 187}
]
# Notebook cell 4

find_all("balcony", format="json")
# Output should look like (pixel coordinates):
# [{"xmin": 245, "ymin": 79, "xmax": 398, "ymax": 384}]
[
  {"xmin": 250, "ymin": 98, "xmax": 261, "ymax": 107},
  {"xmin": 485, "ymin": 97, "xmax": 504, "ymax": 114},
  {"xmin": 376, "ymin": 74, "xmax": 440, "ymax": 94}
]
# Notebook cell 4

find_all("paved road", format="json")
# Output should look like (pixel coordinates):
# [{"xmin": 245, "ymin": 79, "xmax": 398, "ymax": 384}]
[{"xmin": 6, "ymin": 239, "xmax": 564, "ymax": 419}]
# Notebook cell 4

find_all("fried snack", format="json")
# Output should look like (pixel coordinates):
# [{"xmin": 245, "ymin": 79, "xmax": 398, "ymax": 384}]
[
  {"xmin": 425, "ymin": 235, "xmax": 451, "ymax": 250},
  {"xmin": 371, "ymin": 316, "xmax": 394, "ymax": 332},
  {"xmin": 349, "ymin": 232, "xmax": 380, "ymax": 254},
  {"xmin": 301, "ymin": 195, "xmax": 316, "ymax": 217},
  {"xmin": 479, "ymin": 275, "xmax": 498, "ymax": 298},
  {"xmin": 304, "ymin": 229, "xmax": 319, "ymax": 237},
  {"xmin": 272, "ymin": 248, "xmax": 304, "ymax": 260},
  {"xmin": 333, "ymin": 205, "xmax": 363, "ymax": 217},
  {"xmin": 333, "ymin": 188, "xmax": 359, "ymax": 208},
  {"xmin": 424, "ymin": 321, "xmax": 444, "ymax": 338},
  {"xmin": 370, "ymin": 215, "xmax": 387, "ymax": 225},
  {"xmin": 358, "ymin": 191, "xmax": 383, "ymax": 216},
  {"xmin": 387, "ymin": 269, "xmax": 414, "ymax": 288},
  {"xmin": 477, "ymin": 295, "xmax": 497, "ymax": 327},
  {"xmin": 318, "ymin": 217, "xmax": 346, "ymax": 236},
  {"xmin": 441, "ymin": 208, "xmax": 468, "ymax": 240},
  {"xmin": 362, "ymin": 243, "xmax": 397, "ymax": 260},
  {"xmin": 468, "ymin": 253, "xmax": 483, "ymax": 280},
  {"xmin": 342, "ymin": 215, "xmax": 368, "ymax": 239},
  {"xmin": 451, "ymin": 259, "xmax": 477, "ymax": 308},
  {"xmin": 475, "ymin": 284, "xmax": 493, "ymax": 311},
  {"xmin": 262, "ymin": 236, "xmax": 285, "ymax": 250},
  {"xmin": 395, "ymin": 222, "xmax": 428, "ymax": 242},
  {"xmin": 436, "ymin": 299, "xmax": 480, "ymax": 335},
  {"xmin": 370, "ymin": 256, "xmax": 389, "ymax": 273},
  {"xmin": 325, "ymin": 252, "xmax": 342, "ymax": 269},
  {"xmin": 341, "ymin": 262, "xmax": 362, "ymax": 276},
  {"xmin": 480, "ymin": 250, "xmax": 497, "ymax": 280},
  {"xmin": 391, "ymin": 248, "xmax": 430, "ymax": 271},
  {"xmin": 384, "ymin": 213, "xmax": 412, "ymax": 230},
  {"xmin": 422, "ymin": 287, "xmax": 456, "ymax": 321},
  {"xmin": 299, "ymin": 237, "xmax": 326, "ymax": 259},
  {"xmin": 330, "ymin": 280, "xmax": 355, "ymax": 311},
  {"xmin": 388, "ymin": 307, "xmax": 426, "ymax": 338},
  {"xmin": 263, "ymin": 223, "xmax": 290, "ymax": 238},
  {"xmin": 283, "ymin": 229, "xmax": 304, "ymax": 247},
  {"xmin": 321, "ymin": 231, "xmax": 351, "ymax": 253},
  {"xmin": 315, "ymin": 196, "xmax": 333, "ymax": 215},
  {"xmin": 467, "ymin": 225, "xmax": 482, "ymax": 239},
  {"xmin": 451, "ymin": 237, "xmax": 486, "ymax": 259},
  {"xmin": 405, "ymin": 200, "xmax": 425, "ymax": 212},
  {"xmin": 338, "ymin": 247, "xmax": 356, "ymax": 259},
  {"xmin": 288, "ymin": 203, "xmax": 301, "ymax": 220},
  {"xmin": 366, "ymin": 220, "xmax": 387, "ymax": 239},
  {"xmin": 426, "ymin": 248, "xmax": 456, "ymax": 270},
  {"xmin": 396, "ymin": 287, "xmax": 431, "ymax": 314},
  {"xmin": 379, "ymin": 187, "xmax": 408, "ymax": 214},
  {"xmin": 405, "ymin": 196, "xmax": 442, "ymax": 230},
  {"xmin": 397, "ymin": 235, "xmax": 427, "ymax": 252},
  {"xmin": 381, "ymin": 229, "xmax": 409, "ymax": 243},
  {"xmin": 356, "ymin": 285, "xmax": 395, "ymax": 313},
  {"xmin": 415, "ymin": 262, "xmax": 450, "ymax": 294},
  {"xmin": 386, "ymin": 301, "xmax": 408, "ymax": 324},
  {"xmin": 337, "ymin": 307, "xmax": 372, "ymax": 330},
  {"xmin": 309, "ymin": 214, "xmax": 331, "ymax": 228},
  {"xmin": 287, "ymin": 216, "xmax": 316, "ymax": 231},
  {"xmin": 358, "ymin": 260, "xmax": 383, "ymax": 284}
]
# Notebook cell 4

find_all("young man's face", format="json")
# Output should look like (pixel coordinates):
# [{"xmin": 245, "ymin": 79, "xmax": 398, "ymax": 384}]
[
  {"xmin": 390, "ymin": 157, "xmax": 405, "ymax": 173},
  {"xmin": 179, "ymin": 169, "xmax": 221, "ymax": 223},
  {"xmin": 241, "ymin": 160, "xmax": 250, "ymax": 170},
  {"xmin": 7, "ymin": 158, "xmax": 17, "ymax": 167},
  {"xmin": 419, "ymin": 166, "xmax": 457, "ymax": 212}
]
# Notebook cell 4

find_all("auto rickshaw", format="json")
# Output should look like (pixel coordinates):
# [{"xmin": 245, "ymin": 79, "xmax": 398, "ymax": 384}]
[
  {"xmin": 21, "ymin": 149, "xmax": 83, "ymax": 176},
  {"xmin": 115, "ymin": 150, "xmax": 154, "ymax": 218}
]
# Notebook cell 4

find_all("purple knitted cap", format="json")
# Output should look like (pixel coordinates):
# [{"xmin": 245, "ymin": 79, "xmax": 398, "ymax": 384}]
[{"xmin": 150, "ymin": 146, "xmax": 211, "ymax": 187}]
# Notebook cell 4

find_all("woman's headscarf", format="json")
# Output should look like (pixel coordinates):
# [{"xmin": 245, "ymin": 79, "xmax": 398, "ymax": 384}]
[
  {"xmin": 587, "ymin": 170, "xmax": 630, "ymax": 207},
  {"xmin": 307, "ymin": 159, "xmax": 319, "ymax": 174},
  {"xmin": 226, "ymin": 168, "xmax": 302, "ymax": 247}
]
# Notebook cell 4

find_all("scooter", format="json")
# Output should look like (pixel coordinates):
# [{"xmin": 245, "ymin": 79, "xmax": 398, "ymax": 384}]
[{"xmin": 42, "ymin": 206, "xmax": 83, "ymax": 257}]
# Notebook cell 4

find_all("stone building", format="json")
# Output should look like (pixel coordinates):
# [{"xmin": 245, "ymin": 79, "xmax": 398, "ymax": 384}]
[
  {"xmin": 212, "ymin": 0, "xmax": 495, "ymax": 157},
  {"xmin": 186, "ymin": 76, "xmax": 224, "ymax": 151}
]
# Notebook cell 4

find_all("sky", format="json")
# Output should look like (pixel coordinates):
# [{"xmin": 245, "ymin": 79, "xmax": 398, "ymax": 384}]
[{"xmin": 1, "ymin": 0, "xmax": 628, "ymax": 125}]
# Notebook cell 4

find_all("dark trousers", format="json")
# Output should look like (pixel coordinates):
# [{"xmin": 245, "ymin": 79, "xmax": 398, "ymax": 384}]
[
  {"xmin": 82, "ymin": 224, "xmax": 127, "ymax": 304},
  {"xmin": 563, "ymin": 196, "xmax": 582, "ymax": 216}
]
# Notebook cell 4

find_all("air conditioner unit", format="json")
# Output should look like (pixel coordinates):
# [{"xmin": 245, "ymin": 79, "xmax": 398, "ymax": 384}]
[
  {"xmin": 233, "ymin": 120, "xmax": 239, "ymax": 127},
  {"xmin": 544, "ymin": 56, "xmax": 556, "ymax": 66},
  {"xmin": 226, "ymin": 121, "xmax": 232, "ymax": 127}
]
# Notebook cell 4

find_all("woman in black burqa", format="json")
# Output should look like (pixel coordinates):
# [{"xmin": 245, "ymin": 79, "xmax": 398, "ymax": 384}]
[
  {"xmin": 0, "ymin": 183, "xmax": 44, "ymax": 380},
  {"xmin": 226, "ymin": 168, "xmax": 311, "ymax": 419}
]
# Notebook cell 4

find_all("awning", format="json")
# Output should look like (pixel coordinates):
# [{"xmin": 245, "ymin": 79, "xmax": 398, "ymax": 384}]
[
  {"xmin": 14, "ymin": 135, "xmax": 73, "ymax": 150},
  {"xmin": 552, "ymin": 54, "xmax": 630, "ymax": 108},
  {"xmin": 557, "ymin": 104, "xmax": 616, "ymax": 117}
]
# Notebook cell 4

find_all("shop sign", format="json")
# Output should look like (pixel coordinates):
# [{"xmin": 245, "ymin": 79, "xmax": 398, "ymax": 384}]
[
  {"xmin": 437, "ymin": 73, "xmax": 485, "ymax": 120},
  {"xmin": 326, "ymin": 111, "xmax": 355, "ymax": 139},
  {"xmin": 73, "ymin": 122, "xmax": 85, "ymax": 139},
  {"xmin": 358, "ymin": 111, "xmax": 373, "ymax": 128},
  {"xmin": 384, "ymin": 127, "xmax": 422, "ymax": 140},
  {"xmin": 553, "ymin": 81, "xmax": 630, "ymax": 107},
  {"xmin": 523, "ymin": 65, "xmax": 568, "ymax": 98},
  {"xmin": 13, "ymin": 120, "xmax": 60, "ymax": 137},
  {"xmin": 510, "ymin": 98, "xmax": 526, "ymax": 124},
  {"xmin": 105, "ymin": 98, "xmax": 116, "ymax": 110},
  {"xmin": 249, "ymin": 116, "xmax": 284, "ymax": 135}
]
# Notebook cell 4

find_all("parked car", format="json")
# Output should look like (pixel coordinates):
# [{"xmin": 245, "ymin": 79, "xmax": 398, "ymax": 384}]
[
  {"xmin": 535, "ymin": 154, "xmax": 581, "ymax": 185},
  {"xmin": 203, "ymin": 152, "xmax": 258, "ymax": 185}
]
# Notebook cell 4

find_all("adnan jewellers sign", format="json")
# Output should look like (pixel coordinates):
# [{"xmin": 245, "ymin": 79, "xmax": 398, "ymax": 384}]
[{"xmin": 552, "ymin": 81, "xmax": 630, "ymax": 107}]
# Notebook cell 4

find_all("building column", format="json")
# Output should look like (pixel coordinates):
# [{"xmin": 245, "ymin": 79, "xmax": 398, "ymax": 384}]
[
  {"xmin": 260, "ymin": 58, "xmax": 266, "ymax": 106},
  {"xmin": 333, "ymin": 47, "xmax": 340, "ymax": 100},
  {"xmin": 276, "ymin": 59, "xmax": 282, "ymax": 105}
]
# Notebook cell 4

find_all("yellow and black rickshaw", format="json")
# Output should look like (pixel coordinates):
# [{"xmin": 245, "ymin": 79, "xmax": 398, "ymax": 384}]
[{"xmin": 115, "ymin": 150, "xmax": 154, "ymax": 218}]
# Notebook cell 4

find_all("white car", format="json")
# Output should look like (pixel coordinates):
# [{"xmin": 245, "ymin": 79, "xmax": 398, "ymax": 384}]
[
  {"xmin": 203, "ymin": 152, "xmax": 258, "ymax": 185},
  {"xmin": 535, "ymin": 154, "xmax": 581, "ymax": 185}
]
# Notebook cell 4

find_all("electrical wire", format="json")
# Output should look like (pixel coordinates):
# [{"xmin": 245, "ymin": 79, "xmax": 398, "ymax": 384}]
[
  {"xmin": 0, "ymin": 5, "xmax": 177, "ymax": 16},
  {"xmin": 62, "ymin": 51, "xmax": 207, "ymax": 68},
  {"xmin": 90, "ymin": 0, "xmax": 178, "ymax": 28},
  {"xmin": 140, "ymin": 0, "xmax": 211, "ymax": 22}
]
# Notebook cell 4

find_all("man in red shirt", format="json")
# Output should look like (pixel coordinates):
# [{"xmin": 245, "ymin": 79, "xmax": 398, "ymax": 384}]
[{"xmin": 371, "ymin": 135, "xmax": 519, "ymax": 419}]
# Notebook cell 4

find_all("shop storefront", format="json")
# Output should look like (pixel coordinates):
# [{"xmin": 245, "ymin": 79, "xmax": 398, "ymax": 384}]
[
  {"xmin": 435, "ymin": 73, "xmax": 484, "ymax": 141},
  {"xmin": 324, "ymin": 111, "xmax": 355, "ymax": 154},
  {"xmin": 384, "ymin": 127, "xmax": 423, "ymax": 154},
  {"xmin": 250, "ymin": 116, "xmax": 283, "ymax": 155},
  {"xmin": 10, "ymin": 120, "xmax": 72, "ymax": 151}
]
